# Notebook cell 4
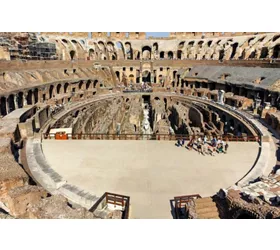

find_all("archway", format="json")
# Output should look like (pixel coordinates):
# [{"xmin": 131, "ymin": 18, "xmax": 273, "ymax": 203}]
[
  {"xmin": 27, "ymin": 90, "xmax": 33, "ymax": 105},
  {"xmin": 34, "ymin": 88, "xmax": 39, "ymax": 104},
  {"xmin": 86, "ymin": 80, "xmax": 91, "ymax": 90},
  {"xmin": 89, "ymin": 49, "xmax": 95, "ymax": 60},
  {"xmin": 125, "ymin": 42, "xmax": 133, "ymax": 59},
  {"xmin": 273, "ymin": 45, "xmax": 280, "ymax": 59},
  {"xmin": 56, "ymin": 84, "xmax": 62, "ymax": 94},
  {"xmin": 129, "ymin": 74, "xmax": 134, "ymax": 84},
  {"xmin": 78, "ymin": 81, "xmax": 84, "ymax": 90},
  {"xmin": 49, "ymin": 85, "xmax": 54, "ymax": 99},
  {"xmin": 17, "ymin": 92, "xmax": 23, "ymax": 108},
  {"xmin": 115, "ymin": 71, "xmax": 120, "ymax": 81},
  {"xmin": 0, "ymin": 97, "xmax": 7, "ymax": 116},
  {"xmin": 64, "ymin": 83, "xmax": 69, "ymax": 93},
  {"xmin": 94, "ymin": 80, "xmax": 99, "ymax": 88},
  {"xmin": 70, "ymin": 50, "xmax": 76, "ymax": 60},
  {"xmin": 168, "ymin": 51, "xmax": 173, "ymax": 59},
  {"xmin": 7, "ymin": 95, "xmax": 15, "ymax": 112},
  {"xmin": 260, "ymin": 47, "xmax": 268, "ymax": 59},
  {"xmin": 230, "ymin": 43, "xmax": 238, "ymax": 59},
  {"xmin": 142, "ymin": 70, "xmax": 151, "ymax": 83},
  {"xmin": 142, "ymin": 46, "xmax": 151, "ymax": 59},
  {"xmin": 177, "ymin": 50, "xmax": 182, "ymax": 59},
  {"xmin": 160, "ymin": 51, "xmax": 165, "ymax": 59}
]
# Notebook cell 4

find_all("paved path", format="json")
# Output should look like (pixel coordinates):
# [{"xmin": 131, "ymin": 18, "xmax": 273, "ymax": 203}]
[{"xmin": 42, "ymin": 140, "xmax": 259, "ymax": 219}]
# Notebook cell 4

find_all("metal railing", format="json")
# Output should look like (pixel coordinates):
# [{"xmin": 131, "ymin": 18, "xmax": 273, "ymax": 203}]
[
  {"xmin": 43, "ymin": 133, "xmax": 260, "ymax": 142},
  {"xmin": 174, "ymin": 194, "xmax": 202, "ymax": 219},
  {"xmin": 89, "ymin": 192, "xmax": 130, "ymax": 219}
]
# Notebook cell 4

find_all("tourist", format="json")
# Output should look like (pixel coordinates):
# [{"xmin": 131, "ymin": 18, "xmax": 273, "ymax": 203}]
[
  {"xmin": 225, "ymin": 142, "xmax": 229, "ymax": 154},
  {"xmin": 197, "ymin": 139, "xmax": 202, "ymax": 154},
  {"xmin": 203, "ymin": 135, "xmax": 207, "ymax": 144},
  {"xmin": 217, "ymin": 143, "xmax": 224, "ymax": 154}
]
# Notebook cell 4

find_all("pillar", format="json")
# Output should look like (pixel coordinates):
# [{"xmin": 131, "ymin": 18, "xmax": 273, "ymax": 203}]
[{"xmin": 14, "ymin": 95, "xmax": 18, "ymax": 109}]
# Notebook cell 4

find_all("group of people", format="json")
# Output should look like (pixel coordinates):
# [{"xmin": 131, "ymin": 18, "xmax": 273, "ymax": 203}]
[{"xmin": 176, "ymin": 135, "xmax": 229, "ymax": 156}]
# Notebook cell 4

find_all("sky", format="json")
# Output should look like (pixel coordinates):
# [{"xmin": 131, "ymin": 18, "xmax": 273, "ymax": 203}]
[{"xmin": 146, "ymin": 32, "xmax": 170, "ymax": 37}]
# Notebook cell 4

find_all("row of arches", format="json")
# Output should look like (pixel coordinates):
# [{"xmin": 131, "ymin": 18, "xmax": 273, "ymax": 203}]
[{"xmin": 0, "ymin": 79, "xmax": 101, "ymax": 117}]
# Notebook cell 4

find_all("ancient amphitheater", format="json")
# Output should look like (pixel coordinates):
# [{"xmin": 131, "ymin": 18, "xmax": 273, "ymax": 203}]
[{"xmin": 1, "ymin": 32, "xmax": 280, "ymax": 219}]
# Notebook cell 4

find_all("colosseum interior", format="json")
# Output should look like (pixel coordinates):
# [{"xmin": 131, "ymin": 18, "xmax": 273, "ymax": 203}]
[{"xmin": 1, "ymin": 32, "xmax": 280, "ymax": 219}]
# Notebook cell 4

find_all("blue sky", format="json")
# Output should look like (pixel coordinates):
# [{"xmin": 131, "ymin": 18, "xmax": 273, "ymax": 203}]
[{"xmin": 146, "ymin": 32, "xmax": 170, "ymax": 37}]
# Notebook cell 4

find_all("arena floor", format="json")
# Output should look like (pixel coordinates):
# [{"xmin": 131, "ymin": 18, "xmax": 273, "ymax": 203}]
[{"xmin": 42, "ymin": 140, "xmax": 259, "ymax": 219}]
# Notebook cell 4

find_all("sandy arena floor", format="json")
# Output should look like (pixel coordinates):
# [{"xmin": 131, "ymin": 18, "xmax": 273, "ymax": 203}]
[{"xmin": 42, "ymin": 140, "xmax": 259, "ymax": 219}]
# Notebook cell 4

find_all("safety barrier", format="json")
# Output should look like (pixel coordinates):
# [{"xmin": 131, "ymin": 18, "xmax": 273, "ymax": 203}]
[
  {"xmin": 89, "ymin": 192, "xmax": 130, "ymax": 219},
  {"xmin": 43, "ymin": 133, "xmax": 260, "ymax": 142}
]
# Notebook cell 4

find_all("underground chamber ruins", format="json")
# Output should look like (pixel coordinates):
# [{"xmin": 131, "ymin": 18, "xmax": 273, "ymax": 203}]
[{"xmin": 1, "ymin": 32, "xmax": 280, "ymax": 219}]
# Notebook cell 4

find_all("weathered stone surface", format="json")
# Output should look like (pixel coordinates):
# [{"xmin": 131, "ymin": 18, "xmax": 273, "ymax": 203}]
[
  {"xmin": 3, "ymin": 185, "xmax": 47, "ymax": 217},
  {"xmin": 26, "ymin": 195, "xmax": 97, "ymax": 219}
]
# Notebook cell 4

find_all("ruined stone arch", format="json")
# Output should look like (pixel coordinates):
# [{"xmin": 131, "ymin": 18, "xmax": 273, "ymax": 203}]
[
  {"xmin": 125, "ymin": 42, "xmax": 133, "ymax": 60},
  {"xmin": 128, "ymin": 74, "xmax": 134, "ymax": 83},
  {"xmin": 7, "ymin": 94, "xmax": 15, "ymax": 112},
  {"xmin": 167, "ymin": 51, "xmax": 173, "ymax": 59},
  {"xmin": 93, "ymin": 79, "xmax": 99, "ymax": 88},
  {"xmin": 64, "ymin": 82, "xmax": 69, "ymax": 93},
  {"xmin": 17, "ymin": 92, "xmax": 24, "ymax": 108},
  {"xmin": 272, "ymin": 35, "xmax": 280, "ymax": 42},
  {"xmin": 49, "ymin": 85, "xmax": 54, "ymax": 99},
  {"xmin": 0, "ymin": 96, "xmax": 7, "ymax": 116},
  {"xmin": 34, "ymin": 88, "xmax": 39, "ymax": 104},
  {"xmin": 56, "ymin": 84, "xmax": 62, "ymax": 94},
  {"xmin": 142, "ymin": 46, "xmax": 151, "ymax": 59},
  {"xmin": 116, "ymin": 41, "xmax": 125, "ymax": 59},
  {"xmin": 115, "ymin": 71, "xmax": 120, "ymax": 81},
  {"xmin": 78, "ymin": 81, "xmax": 84, "ymax": 90},
  {"xmin": 69, "ymin": 50, "xmax": 76, "ymax": 60},
  {"xmin": 273, "ymin": 44, "xmax": 280, "ymax": 58},
  {"xmin": 177, "ymin": 50, "xmax": 183, "ymax": 59},
  {"xmin": 230, "ymin": 42, "xmax": 239, "ymax": 59},
  {"xmin": 86, "ymin": 80, "xmax": 92, "ymax": 90},
  {"xmin": 26, "ymin": 90, "xmax": 33, "ymax": 105},
  {"xmin": 89, "ymin": 48, "xmax": 95, "ymax": 60},
  {"xmin": 160, "ymin": 51, "xmax": 165, "ymax": 59}
]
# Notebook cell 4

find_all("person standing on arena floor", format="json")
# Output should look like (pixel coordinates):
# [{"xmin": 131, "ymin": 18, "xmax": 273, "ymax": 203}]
[{"xmin": 225, "ymin": 141, "xmax": 229, "ymax": 154}]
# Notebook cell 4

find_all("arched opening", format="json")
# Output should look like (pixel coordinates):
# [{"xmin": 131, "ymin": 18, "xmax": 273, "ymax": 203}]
[
  {"xmin": 78, "ymin": 81, "xmax": 84, "ymax": 90},
  {"xmin": 142, "ymin": 70, "xmax": 151, "ymax": 83},
  {"xmin": 272, "ymin": 35, "xmax": 280, "ymax": 42},
  {"xmin": 273, "ymin": 45, "xmax": 280, "ymax": 58},
  {"xmin": 70, "ymin": 50, "xmax": 76, "ymax": 60},
  {"xmin": 260, "ymin": 47, "xmax": 268, "ymax": 59},
  {"xmin": 135, "ymin": 51, "xmax": 140, "ymax": 60},
  {"xmin": 219, "ymin": 49, "xmax": 225, "ymax": 60},
  {"xmin": 86, "ymin": 80, "xmax": 91, "ymax": 90},
  {"xmin": 34, "ymin": 88, "xmax": 39, "ymax": 104},
  {"xmin": 177, "ymin": 50, "xmax": 182, "ymax": 59},
  {"xmin": 89, "ymin": 49, "xmax": 95, "ymax": 60},
  {"xmin": 94, "ymin": 80, "xmax": 99, "ymax": 88},
  {"xmin": 112, "ymin": 54, "xmax": 116, "ymax": 60},
  {"xmin": 115, "ymin": 71, "xmax": 120, "ymax": 81},
  {"xmin": 129, "ymin": 74, "xmax": 134, "ymax": 84},
  {"xmin": 125, "ymin": 42, "xmax": 133, "ymax": 59},
  {"xmin": 17, "ymin": 92, "xmax": 23, "ymax": 108},
  {"xmin": 142, "ymin": 46, "xmax": 151, "ymax": 59},
  {"xmin": 8, "ymin": 95, "xmax": 15, "ymax": 112},
  {"xmin": 168, "ymin": 51, "xmax": 173, "ymax": 59},
  {"xmin": 49, "ymin": 85, "xmax": 54, "ymax": 99},
  {"xmin": 64, "ymin": 83, "xmax": 69, "ymax": 93},
  {"xmin": 27, "ymin": 90, "xmax": 33, "ymax": 105},
  {"xmin": 56, "ymin": 84, "xmax": 62, "ymax": 94},
  {"xmin": 230, "ymin": 43, "xmax": 239, "ymax": 59},
  {"xmin": 0, "ymin": 97, "xmax": 7, "ymax": 116}
]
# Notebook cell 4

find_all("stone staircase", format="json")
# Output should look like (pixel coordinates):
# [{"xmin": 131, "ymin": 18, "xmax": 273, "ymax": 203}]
[{"xmin": 194, "ymin": 197, "xmax": 220, "ymax": 219}]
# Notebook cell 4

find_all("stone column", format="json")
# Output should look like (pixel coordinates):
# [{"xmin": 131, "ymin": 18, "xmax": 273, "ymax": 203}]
[
  {"xmin": 6, "ymin": 99, "xmax": 9, "ymax": 114},
  {"xmin": 218, "ymin": 90, "xmax": 225, "ymax": 104},
  {"xmin": 23, "ymin": 94, "xmax": 27, "ymax": 106},
  {"xmin": 14, "ymin": 95, "xmax": 18, "ymax": 109}
]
